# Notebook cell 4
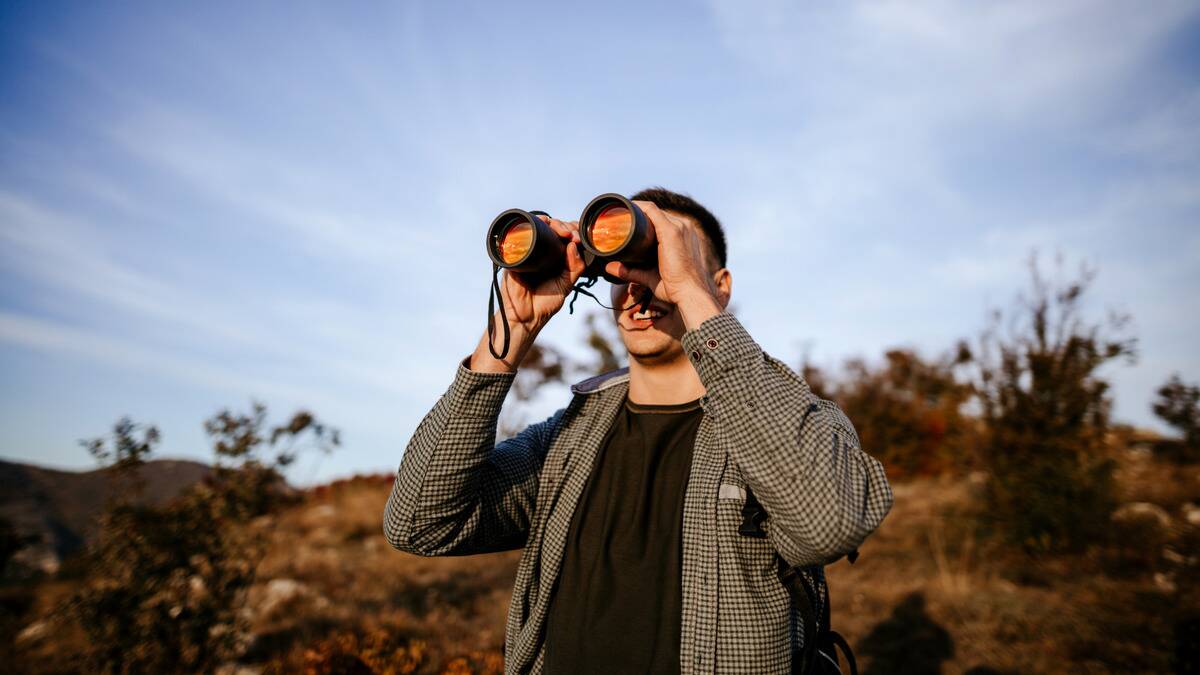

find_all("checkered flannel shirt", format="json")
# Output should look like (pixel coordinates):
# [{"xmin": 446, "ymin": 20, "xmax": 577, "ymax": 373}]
[{"xmin": 384, "ymin": 311, "xmax": 894, "ymax": 674}]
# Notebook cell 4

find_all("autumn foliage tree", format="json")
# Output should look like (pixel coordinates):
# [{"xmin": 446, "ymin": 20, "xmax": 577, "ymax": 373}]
[
  {"xmin": 799, "ymin": 344, "xmax": 978, "ymax": 478},
  {"xmin": 834, "ymin": 347, "xmax": 978, "ymax": 478}
]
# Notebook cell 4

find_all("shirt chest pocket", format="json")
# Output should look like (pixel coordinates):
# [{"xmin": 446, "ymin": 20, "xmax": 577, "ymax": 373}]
[
  {"xmin": 715, "ymin": 465, "xmax": 783, "ymax": 576},
  {"xmin": 714, "ymin": 469, "xmax": 792, "ymax": 667}
]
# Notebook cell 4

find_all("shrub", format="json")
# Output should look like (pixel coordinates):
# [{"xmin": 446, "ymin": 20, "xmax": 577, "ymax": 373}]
[
  {"xmin": 1151, "ymin": 373, "xmax": 1200, "ymax": 462},
  {"xmin": 799, "ymin": 345, "xmax": 977, "ymax": 478},
  {"xmin": 835, "ymin": 347, "xmax": 977, "ymax": 478},
  {"xmin": 969, "ymin": 254, "xmax": 1134, "ymax": 552},
  {"xmin": 64, "ymin": 403, "xmax": 338, "ymax": 673}
]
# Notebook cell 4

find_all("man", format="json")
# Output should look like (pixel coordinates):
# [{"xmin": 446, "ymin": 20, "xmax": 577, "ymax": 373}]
[{"xmin": 384, "ymin": 187, "xmax": 893, "ymax": 674}]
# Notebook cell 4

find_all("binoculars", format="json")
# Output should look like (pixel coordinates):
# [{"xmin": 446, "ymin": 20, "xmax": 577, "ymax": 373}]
[{"xmin": 485, "ymin": 193, "xmax": 657, "ymax": 284}]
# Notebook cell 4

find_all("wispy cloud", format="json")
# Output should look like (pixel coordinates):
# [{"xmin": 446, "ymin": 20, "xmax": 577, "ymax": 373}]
[{"xmin": 0, "ymin": 310, "xmax": 325, "ymax": 404}]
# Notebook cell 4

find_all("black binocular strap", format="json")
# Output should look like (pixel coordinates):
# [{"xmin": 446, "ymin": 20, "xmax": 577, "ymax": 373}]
[
  {"xmin": 487, "ymin": 263, "xmax": 511, "ymax": 361},
  {"xmin": 487, "ymin": 268, "xmax": 654, "ymax": 361},
  {"xmin": 566, "ymin": 277, "xmax": 653, "ymax": 316}
]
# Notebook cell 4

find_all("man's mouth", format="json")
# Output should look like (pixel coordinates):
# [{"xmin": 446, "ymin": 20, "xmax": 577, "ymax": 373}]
[{"xmin": 625, "ymin": 301, "xmax": 672, "ymax": 329}]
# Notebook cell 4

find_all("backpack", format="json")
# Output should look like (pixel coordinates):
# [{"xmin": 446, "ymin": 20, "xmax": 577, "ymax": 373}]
[{"xmin": 739, "ymin": 487, "xmax": 859, "ymax": 675}]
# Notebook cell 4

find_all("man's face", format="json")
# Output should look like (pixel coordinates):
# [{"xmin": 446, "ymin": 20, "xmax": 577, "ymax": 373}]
[{"xmin": 608, "ymin": 212, "xmax": 723, "ymax": 365}]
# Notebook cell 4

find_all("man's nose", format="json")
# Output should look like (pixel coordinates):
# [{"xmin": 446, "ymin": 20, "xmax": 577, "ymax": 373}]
[{"xmin": 626, "ymin": 282, "xmax": 657, "ymax": 310}]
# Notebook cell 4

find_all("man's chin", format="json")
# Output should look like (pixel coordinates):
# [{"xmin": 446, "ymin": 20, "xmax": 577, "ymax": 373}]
[{"xmin": 624, "ymin": 337, "xmax": 682, "ymax": 365}]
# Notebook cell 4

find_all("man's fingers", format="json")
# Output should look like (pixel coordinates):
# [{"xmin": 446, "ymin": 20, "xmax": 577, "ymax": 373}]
[
  {"xmin": 563, "ymin": 220, "xmax": 582, "ymax": 243},
  {"xmin": 605, "ymin": 261, "xmax": 656, "ymax": 288},
  {"xmin": 565, "ymin": 241, "xmax": 586, "ymax": 283},
  {"xmin": 632, "ymin": 200, "xmax": 665, "ymax": 225},
  {"xmin": 632, "ymin": 200, "xmax": 682, "ymax": 240},
  {"xmin": 547, "ymin": 218, "xmax": 572, "ymax": 239},
  {"xmin": 535, "ymin": 214, "xmax": 576, "ymax": 242}
]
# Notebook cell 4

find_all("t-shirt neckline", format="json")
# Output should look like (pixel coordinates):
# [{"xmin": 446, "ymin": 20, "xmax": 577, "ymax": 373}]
[{"xmin": 624, "ymin": 395, "xmax": 704, "ymax": 414}]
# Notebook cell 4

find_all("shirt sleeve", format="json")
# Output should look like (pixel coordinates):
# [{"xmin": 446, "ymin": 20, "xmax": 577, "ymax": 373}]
[
  {"xmin": 383, "ymin": 356, "xmax": 565, "ymax": 556},
  {"xmin": 680, "ymin": 312, "xmax": 894, "ymax": 566}
]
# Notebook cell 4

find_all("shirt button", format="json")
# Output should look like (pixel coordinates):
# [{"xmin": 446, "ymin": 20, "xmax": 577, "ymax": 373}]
[
  {"xmin": 706, "ymin": 338, "xmax": 719, "ymax": 349},
  {"xmin": 690, "ymin": 349, "xmax": 702, "ymax": 362}
]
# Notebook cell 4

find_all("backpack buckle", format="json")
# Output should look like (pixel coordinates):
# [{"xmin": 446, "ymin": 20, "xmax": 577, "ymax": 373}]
[{"xmin": 738, "ymin": 488, "xmax": 768, "ymax": 538}]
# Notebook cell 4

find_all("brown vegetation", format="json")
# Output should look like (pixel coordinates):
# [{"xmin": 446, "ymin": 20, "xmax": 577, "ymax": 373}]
[
  {"xmin": 1152, "ymin": 373, "xmax": 1200, "ymax": 463},
  {"xmin": 968, "ymin": 256, "xmax": 1135, "ymax": 553},
  {"xmin": 828, "ymin": 447, "xmax": 1198, "ymax": 674},
  {"xmin": 8, "ymin": 405, "xmax": 339, "ymax": 674},
  {"xmin": 804, "ymin": 347, "xmax": 979, "ymax": 479},
  {"xmin": 10, "ymin": 451, "xmax": 1196, "ymax": 674}
]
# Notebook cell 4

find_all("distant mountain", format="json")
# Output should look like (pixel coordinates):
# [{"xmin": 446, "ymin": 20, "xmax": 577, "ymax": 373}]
[{"xmin": 0, "ymin": 458, "xmax": 211, "ymax": 577}]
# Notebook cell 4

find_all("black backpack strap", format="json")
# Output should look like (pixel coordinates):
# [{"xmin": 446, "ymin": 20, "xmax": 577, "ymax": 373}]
[
  {"xmin": 820, "ymin": 567, "xmax": 831, "ymax": 638},
  {"xmin": 808, "ymin": 569, "xmax": 859, "ymax": 675},
  {"xmin": 778, "ymin": 559, "xmax": 820, "ymax": 675},
  {"xmin": 827, "ymin": 630, "xmax": 858, "ymax": 675},
  {"xmin": 742, "ymin": 484, "xmax": 860, "ymax": 675}
]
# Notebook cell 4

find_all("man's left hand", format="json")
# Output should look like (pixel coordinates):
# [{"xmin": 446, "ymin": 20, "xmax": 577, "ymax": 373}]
[{"xmin": 603, "ymin": 201, "xmax": 723, "ymax": 329}]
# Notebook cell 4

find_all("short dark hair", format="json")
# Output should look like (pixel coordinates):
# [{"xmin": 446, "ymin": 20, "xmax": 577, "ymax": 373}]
[{"xmin": 630, "ymin": 186, "xmax": 727, "ymax": 269}]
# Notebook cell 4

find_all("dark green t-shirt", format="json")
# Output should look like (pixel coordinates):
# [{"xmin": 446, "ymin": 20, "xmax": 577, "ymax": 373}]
[{"xmin": 542, "ymin": 394, "xmax": 704, "ymax": 674}]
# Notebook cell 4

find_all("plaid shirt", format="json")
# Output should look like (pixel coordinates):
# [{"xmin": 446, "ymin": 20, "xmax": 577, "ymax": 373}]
[{"xmin": 384, "ymin": 311, "xmax": 894, "ymax": 674}]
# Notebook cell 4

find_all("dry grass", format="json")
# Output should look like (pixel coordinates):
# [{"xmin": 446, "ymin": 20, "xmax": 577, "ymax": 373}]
[
  {"xmin": 9, "ymin": 453, "xmax": 1199, "ymax": 674},
  {"xmin": 826, "ymin": 454, "xmax": 1199, "ymax": 674},
  {"xmin": 247, "ymin": 476, "xmax": 517, "ymax": 673}
]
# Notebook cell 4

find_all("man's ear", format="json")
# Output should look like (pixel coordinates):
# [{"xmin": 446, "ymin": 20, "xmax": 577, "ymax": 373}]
[{"xmin": 713, "ymin": 268, "xmax": 732, "ymax": 309}]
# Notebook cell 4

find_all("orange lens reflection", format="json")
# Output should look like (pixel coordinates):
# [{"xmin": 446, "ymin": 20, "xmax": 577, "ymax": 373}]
[
  {"xmin": 589, "ymin": 205, "xmax": 632, "ymax": 254},
  {"xmin": 497, "ymin": 220, "xmax": 533, "ymax": 264}
]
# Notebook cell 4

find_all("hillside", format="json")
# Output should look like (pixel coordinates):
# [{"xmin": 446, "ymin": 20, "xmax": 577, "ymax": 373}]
[
  {"xmin": 0, "ymin": 458, "xmax": 211, "ymax": 576},
  {"xmin": 8, "ymin": 450, "xmax": 1198, "ymax": 673}
]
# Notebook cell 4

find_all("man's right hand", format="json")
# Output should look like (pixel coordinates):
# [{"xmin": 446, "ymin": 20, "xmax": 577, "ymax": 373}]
[
  {"xmin": 498, "ymin": 216, "xmax": 586, "ymax": 332},
  {"xmin": 470, "ymin": 216, "xmax": 585, "ymax": 373}
]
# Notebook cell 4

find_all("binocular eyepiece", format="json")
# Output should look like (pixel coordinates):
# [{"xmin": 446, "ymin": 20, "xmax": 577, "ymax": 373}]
[{"xmin": 486, "ymin": 193, "xmax": 656, "ymax": 284}]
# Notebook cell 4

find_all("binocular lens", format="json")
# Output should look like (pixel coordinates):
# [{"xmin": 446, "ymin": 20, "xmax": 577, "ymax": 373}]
[
  {"xmin": 486, "ymin": 209, "xmax": 564, "ymax": 281},
  {"xmin": 497, "ymin": 221, "xmax": 534, "ymax": 264},
  {"xmin": 580, "ymin": 194, "xmax": 654, "ymax": 279},
  {"xmin": 588, "ymin": 205, "xmax": 633, "ymax": 254},
  {"xmin": 485, "ymin": 194, "xmax": 654, "ymax": 289}
]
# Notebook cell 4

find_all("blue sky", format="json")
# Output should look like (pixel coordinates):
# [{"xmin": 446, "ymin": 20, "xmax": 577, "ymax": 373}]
[{"xmin": 2, "ymin": 1, "xmax": 1198, "ymax": 483}]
